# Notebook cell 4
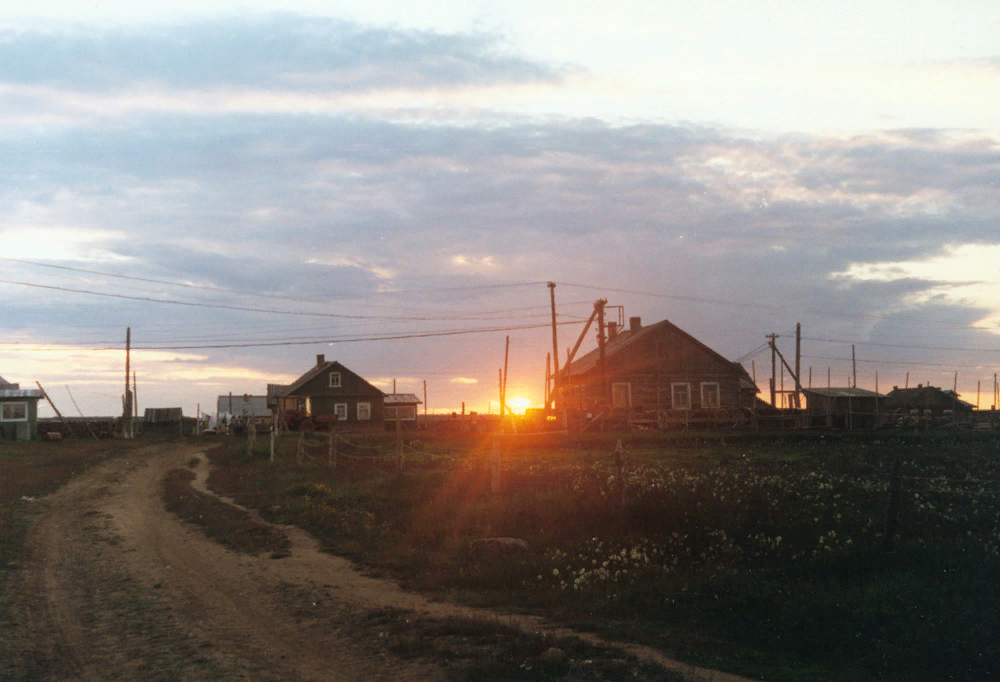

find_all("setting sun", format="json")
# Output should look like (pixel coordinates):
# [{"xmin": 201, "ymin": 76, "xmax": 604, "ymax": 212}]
[{"xmin": 506, "ymin": 397, "xmax": 532, "ymax": 415}]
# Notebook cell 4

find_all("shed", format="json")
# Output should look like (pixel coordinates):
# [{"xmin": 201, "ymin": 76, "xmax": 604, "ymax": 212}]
[
  {"xmin": 279, "ymin": 355, "xmax": 384, "ymax": 428},
  {"xmin": 384, "ymin": 393, "xmax": 422, "ymax": 423},
  {"xmin": 0, "ymin": 376, "xmax": 43, "ymax": 441},
  {"xmin": 802, "ymin": 387, "xmax": 882, "ymax": 429},
  {"xmin": 563, "ymin": 316, "xmax": 758, "ymax": 428}
]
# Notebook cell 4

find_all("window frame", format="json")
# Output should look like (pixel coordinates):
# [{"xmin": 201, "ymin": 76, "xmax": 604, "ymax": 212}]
[
  {"xmin": 357, "ymin": 402, "xmax": 371, "ymax": 421},
  {"xmin": 700, "ymin": 382, "xmax": 721, "ymax": 409},
  {"xmin": 334, "ymin": 403, "xmax": 348, "ymax": 421},
  {"xmin": 611, "ymin": 382, "xmax": 632, "ymax": 409},
  {"xmin": 671, "ymin": 382, "xmax": 691, "ymax": 410},
  {"xmin": 0, "ymin": 402, "xmax": 27, "ymax": 421},
  {"xmin": 329, "ymin": 372, "xmax": 342, "ymax": 388}
]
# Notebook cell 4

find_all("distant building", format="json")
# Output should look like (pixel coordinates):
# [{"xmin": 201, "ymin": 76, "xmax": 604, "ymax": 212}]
[
  {"xmin": 0, "ymin": 375, "xmax": 43, "ymax": 441},
  {"xmin": 883, "ymin": 385, "xmax": 974, "ymax": 415},
  {"xmin": 216, "ymin": 394, "xmax": 270, "ymax": 420},
  {"xmin": 802, "ymin": 387, "xmax": 882, "ymax": 429}
]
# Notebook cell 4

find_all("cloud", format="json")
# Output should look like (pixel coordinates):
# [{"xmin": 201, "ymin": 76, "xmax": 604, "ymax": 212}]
[
  {"xmin": 449, "ymin": 377, "xmax": 478, "ymax": 384},
  {"xmin": 0, "ymin": 15, "xmax": 570, "ymax": 93}
]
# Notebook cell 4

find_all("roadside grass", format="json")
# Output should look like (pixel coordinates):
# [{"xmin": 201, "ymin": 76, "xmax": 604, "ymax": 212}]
[
  {"xmin": 161, "ymin": 465, "xmax": 290, "ymax": 558},
  {"xmin": 205, "ymin": 430, "xmax": 1000, "ymax": 682},
  {"xmin": 0, "ymin": 440, "xmax": 139, "ymax": 572}
]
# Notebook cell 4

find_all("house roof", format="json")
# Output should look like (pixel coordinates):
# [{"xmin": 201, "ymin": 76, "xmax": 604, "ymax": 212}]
[
  {"xmin": 144, "ymin": 407, "xmax": 182, "ymax": 422},
  {"xmin": 0, "ymin": 389, "xmax": 43, "ymax": 399},
  {"xmin": 281, "ymin": 359, "xmax": 383, "ymax": 397},
  {"xmin": 803, "ymin": 387, "xmax": 882, "ymax": 399},
  {"xmin": 566, "ymin": 318, "xmax": 755, "ymax": 387},
  {"xmin": 0, "ymin": 375, "xmax": 17, "ymax": 388},
  {"xmin": 384, "ymin": 393, "xmax": 422, "ymax": 405},
  {"xmin": 884, "ymin": 385, "xmax": 974, "ymax": 410}
]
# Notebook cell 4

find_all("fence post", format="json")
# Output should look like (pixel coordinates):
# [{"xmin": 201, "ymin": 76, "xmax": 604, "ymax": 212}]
[
  {"xmin": 491, "ymin": 434, "xmax": 500, "ymax": 494},
  {"xmin": 270, "ymin": 424, "xmax": 276, "ymax": 464},
  {"xmin": 883, "ymin": 456, "xmax": 902, "ymax": 553},
  {"xmin": 247, "ymin": 420, "xmax": 254, "ymax": 457},
  {"xmin": 296, "ymin": 431, "xmax": 304, "ymax": 466},
  {"xmin": 614, "ymin": 439, "xmax": 626, "ymax": 513},
  {"xmin": 328, "ymin": 429, "xmax": 337, "ymax": 470},
  {"xmin": 396, "ymin": 409, "xmax": 404, "ymax": 478}
]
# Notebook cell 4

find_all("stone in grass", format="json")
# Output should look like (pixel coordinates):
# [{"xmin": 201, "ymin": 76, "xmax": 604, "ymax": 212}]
[
  {"xmin": 468, "ymin": 537, "xmax": 531, "ymax": 561},
  {"xmin": 539, "ymin": 647, "xmax": 567, "ymax": 663}
]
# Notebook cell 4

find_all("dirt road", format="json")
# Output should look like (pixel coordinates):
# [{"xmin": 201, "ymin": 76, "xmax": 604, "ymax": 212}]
[{"xmin": 5, "ymin": 444, "xmax": 756, "ymax": 682}]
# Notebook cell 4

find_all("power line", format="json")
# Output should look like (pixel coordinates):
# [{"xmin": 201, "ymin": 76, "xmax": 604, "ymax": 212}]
[
  {"xmin": 554, "ymin": 281, "xmax": 991, "ymax": 330},
  {"xmin": 0, "ymin": 319, "xmax": 585, "ymax": 352}
]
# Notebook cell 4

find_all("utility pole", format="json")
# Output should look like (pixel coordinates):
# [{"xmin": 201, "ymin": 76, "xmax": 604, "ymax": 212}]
[
  {"xmin": 547, "ymin": 282, "xmax": 560, "ymax": 409},
  {"xmin": 545, "ymin": 353, "xmax": 550, "ymax": 407},
  {"xmin": 766, "ymin": 334, "xmax": 778, "ymax": 408},
  {"xmin": 423, "ymin": 380, "xmax": 427, "ymax": 415},
  {"xmin": 597, "ymin": 299, "xmax": 608, "ymax": 403},
  {"xmin": 502, "ymin": 335, "xmax": 510, "ymax": 418},
  {"xmin": 852, "ymin": 345, "xmax": 857, "ymax": 389},
  {"xmin": 794, "ymin": 323, "xmax": 802, "ymax": 408},
  {"xmin": 123, "ymin": 327, "xmax": 132, "ymax": 439},
  {"xmin": 36, "ymin": 381, "xmax": 74, "ymax": 438}
]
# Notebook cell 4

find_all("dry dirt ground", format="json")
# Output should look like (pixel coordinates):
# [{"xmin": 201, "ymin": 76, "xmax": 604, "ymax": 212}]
[{"xmin": 4, "ymin": 443, "xmax": 757, "ymax": 681}]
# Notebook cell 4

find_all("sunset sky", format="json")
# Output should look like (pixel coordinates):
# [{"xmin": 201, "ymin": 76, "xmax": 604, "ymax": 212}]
[{"xmin": 2, "ymin": 1, "xmax": 999, "ymax": 418}]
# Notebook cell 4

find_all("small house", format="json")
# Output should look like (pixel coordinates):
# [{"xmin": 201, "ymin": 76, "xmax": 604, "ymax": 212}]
[
  {"xmin": 802, "ymin": 387, "xmax": 882, "ymax": 429},
  {"xmin": 279, "ymin": 355, "xmax": 384, "ymax": 429},
  {"xmin": 563, "ymin": 316, "xmax": 758, "ymax": 428},
  {"xmin": 0, "ymin": 376, "xmax": 43, "ymax": 441}
]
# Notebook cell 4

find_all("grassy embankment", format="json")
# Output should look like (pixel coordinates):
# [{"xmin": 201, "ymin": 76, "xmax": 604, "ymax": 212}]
[{"xmin": 204, "ymin": 429, "xmax": 1000, "ymax": 682}]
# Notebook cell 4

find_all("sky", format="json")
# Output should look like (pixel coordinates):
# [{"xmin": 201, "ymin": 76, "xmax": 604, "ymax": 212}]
[{"xmin": 1, "ymin": 1, "xmax": 999, "ymax": 418}]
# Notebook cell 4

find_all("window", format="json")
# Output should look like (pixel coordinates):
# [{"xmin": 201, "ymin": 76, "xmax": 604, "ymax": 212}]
[
  {"xmin": 334, "ymin": 403, "xmax": 347, "ymax": 421},
  {"xmin": 612, "ymin": 383, "xmax": 632, "ymax": 409},
  {"xmin": 357, "ymin": 402, "xmax": 371, "ymax": 421},
  {"xmin": 701, "ymin": 382, "xmax": 720, "ymax": 409},
  {"xmin": 329, "ymin": 372, "xmax": 342, "ymax": 388},
  {"xmin": 1, "ymin": 402, "xmax": 27, "ymax": 421},
  {"xmin": 671, "ymin": 382, "xmax": 691, "ymax": 410}
]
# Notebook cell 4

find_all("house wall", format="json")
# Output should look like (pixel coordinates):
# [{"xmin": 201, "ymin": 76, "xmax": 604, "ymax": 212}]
[{"xmin": 0, "ymin": 398, "xmax": 38, "ymax": 441}]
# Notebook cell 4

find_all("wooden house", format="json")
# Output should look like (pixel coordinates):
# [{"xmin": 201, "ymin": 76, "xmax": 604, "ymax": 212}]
[
  {"xmin": 802, "ymin": 387, "xmax": 882, "ymax": 429},
  {"xmin": 279, "ymin": 355, "xmax": 384, "ymax": 428},
  {"xmin": 883, "ymin": 385, "xmax": 974, "ymax": 415},
  {"xmin": 562, "ymin": 316, "xmax": 758, "ymax": 428},
  {"xmin": 0, "ymin": 376, "xmax": 43, "ymax": 441}
]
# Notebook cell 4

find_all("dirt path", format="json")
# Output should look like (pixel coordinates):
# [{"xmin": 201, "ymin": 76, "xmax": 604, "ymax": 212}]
[{"xmin": 9, "ymin": 444, "xmax": 757, "ymax": 682}]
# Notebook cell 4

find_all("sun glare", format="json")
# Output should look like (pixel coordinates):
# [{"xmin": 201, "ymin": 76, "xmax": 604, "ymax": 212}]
[{"xmin": 507, "ymin": 397, "xmax": 532, "ymax": 415}]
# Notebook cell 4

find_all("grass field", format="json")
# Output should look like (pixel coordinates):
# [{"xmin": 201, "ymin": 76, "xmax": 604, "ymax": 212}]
[{"xmin": 206, "ymin": 429, "xmax": 1000, "ymax": 682}]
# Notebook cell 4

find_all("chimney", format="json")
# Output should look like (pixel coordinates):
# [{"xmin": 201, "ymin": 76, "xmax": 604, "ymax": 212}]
[
  {"xmin": 607, "ymin": 322, "xmax": 618, "ymax": 340},
  {"xmin": 629, "ymin": 316, "xmax": 642, "ymax": 332},
  {"xmin": 316, "ymin": 354, "xmax": 325, "ymax": 367}
]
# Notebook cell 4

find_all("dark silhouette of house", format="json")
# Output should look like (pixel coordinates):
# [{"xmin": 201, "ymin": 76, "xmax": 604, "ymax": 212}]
[
  {"xmin": 279, "ymin": 355, "xmax": 384, "ymax": 427},
  {"xmin": 883, "ymin": 385, "xmax": 974, "ymax": 415},
  {"xmin": 563, "ymin": 316, "xmax": 758, "ymax": 428}
]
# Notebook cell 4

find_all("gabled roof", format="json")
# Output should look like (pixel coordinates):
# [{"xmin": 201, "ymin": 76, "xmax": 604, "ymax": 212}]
[
  {"xmin": 281, "ymin": 360, "xmax": 383, "ymax": 397},
  {"xmin": 385, "ymin": 393, "xmax": 422, "ymax": 405},
  {"xmin": 803, "ymin": 387, "xmax": 881, "ymax": 399},
  {"xmin": 566, "ymin": 318, "xmax": 755, "ymax": 386},
  {"xmin": 0, "ymin": 375, "xmax": 16, "ymax": 388}
]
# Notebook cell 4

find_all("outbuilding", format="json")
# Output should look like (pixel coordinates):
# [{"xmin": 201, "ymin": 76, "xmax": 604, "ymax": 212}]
[{"xmin": 0, "ymin": 376, "xmax": 44, "ymax": 441}]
